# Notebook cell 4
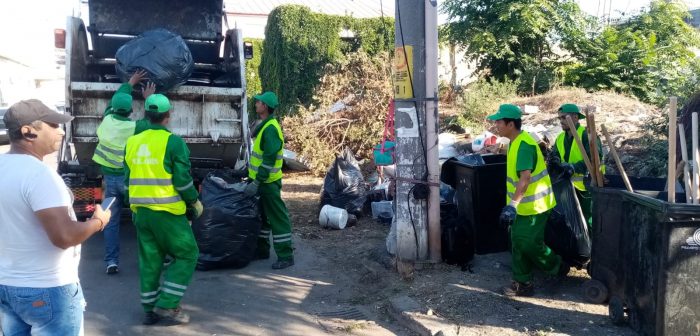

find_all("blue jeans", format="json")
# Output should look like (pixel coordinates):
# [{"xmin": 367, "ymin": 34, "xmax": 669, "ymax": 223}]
[
  {"xmin": 0, "ymin": 283, "xmax": 85, "ymax": 336},
  {"xmin": 103, "ymin": 174, "xmax": 125, "ymax": 267}
]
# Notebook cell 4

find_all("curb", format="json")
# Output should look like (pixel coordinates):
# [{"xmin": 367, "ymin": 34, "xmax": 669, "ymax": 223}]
[{"xmin": 388, "ymin": 296, "xmax": 460, "ymax": 336}]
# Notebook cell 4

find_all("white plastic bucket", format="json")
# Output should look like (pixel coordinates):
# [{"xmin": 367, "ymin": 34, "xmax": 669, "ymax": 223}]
[{"xmin": 319, "ymin": 205, "xmax": 349, "ymax": 229}]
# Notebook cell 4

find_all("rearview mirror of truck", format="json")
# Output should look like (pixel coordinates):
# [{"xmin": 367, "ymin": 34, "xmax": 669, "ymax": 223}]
[{"xmin": 244, "ymin": 41, "xmax": 254, "ymax": 60}]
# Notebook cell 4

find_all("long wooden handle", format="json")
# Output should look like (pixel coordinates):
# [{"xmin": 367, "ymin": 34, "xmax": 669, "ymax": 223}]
[
  {"xmin": 565, "ymin": 115, "xmax": 596, "ymax": 186},
  {"xmin": 679, "ymin": 123, "xmax": 692, "ymax": 203},
  {"xmin": 586, "ymin": 111, "xmax": 604, "ymax": 188},
  {"xmin": 601, "ymin": 125, "xmax": 633, "ymax": 192},
  {"xmin": 668, "ymin": 97, "xmax": 677, "ymax": 203}
]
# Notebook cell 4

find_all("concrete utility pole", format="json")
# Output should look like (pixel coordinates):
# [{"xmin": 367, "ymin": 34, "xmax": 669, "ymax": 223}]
[{"xmin": 393, "ymin": 0, "xmax": 441, "ymax": 277}]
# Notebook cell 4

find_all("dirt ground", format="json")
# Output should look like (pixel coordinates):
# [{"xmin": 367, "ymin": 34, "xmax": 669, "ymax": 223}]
[{"xmin": 283, "ymin": 171, "xmax": 637, "ymax": 336}]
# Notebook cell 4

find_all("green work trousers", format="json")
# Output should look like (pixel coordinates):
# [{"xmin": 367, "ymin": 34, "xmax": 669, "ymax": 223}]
[
  {"xmin": 510, "ymin": 210, "xmax": 562, "ymax": 283},
  {"xmin": 256, "ymin": 179, "xmax": 293, "ymax": 260},
  {"xmin": 576, "ymin": 189, "xmax": 593, "ymax": 231},
  {"xmin": 133, "ymin": 207, "xmax": 199, "ymax": 312}
]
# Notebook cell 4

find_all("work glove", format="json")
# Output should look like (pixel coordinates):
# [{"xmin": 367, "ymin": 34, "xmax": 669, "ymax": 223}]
[
  {"xmin": 192, "ymin": 200, "xmax": 204, "ymax": 219},
  {"xmin": 499, "ymin": 205, "xmax": 517, "ymax": 229},
  {"xmin": 561, "ymin": 163, "xmax": 575, "ymax": 179},
  {"xmin": 244, "ymin": 179, "xmax": 260, "ymax": 197}
]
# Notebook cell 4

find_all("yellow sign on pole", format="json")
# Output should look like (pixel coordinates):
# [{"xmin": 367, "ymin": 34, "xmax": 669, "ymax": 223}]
[{"xmin": 393, "ymin": 46, "xmax": 414, "ymax": 99}]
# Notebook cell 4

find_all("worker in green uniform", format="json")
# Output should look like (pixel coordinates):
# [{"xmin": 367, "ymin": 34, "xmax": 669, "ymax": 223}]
[
  {"xmin": 245, "ymin": 91, "xmax": 294, "ymax": 270},
  {"xmin": 92, "ymin": 70, "xmax": 151, "ymax": 275},
  {"xmin": 488, "ymin": 104, "xmax": 567, "ymax": 297},
  {"xmin": 124, "ymin": 93, "xmax": 204, "ymax": 325},
  {"xmin": 548, "ymin": 103, "xmax": 604, "ymax": 230}
]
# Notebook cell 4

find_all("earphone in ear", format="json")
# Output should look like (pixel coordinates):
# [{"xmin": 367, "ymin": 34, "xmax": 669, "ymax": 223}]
[{"xmin": 23, "ymin": 132, "xmax": 37, "ymax": 139}]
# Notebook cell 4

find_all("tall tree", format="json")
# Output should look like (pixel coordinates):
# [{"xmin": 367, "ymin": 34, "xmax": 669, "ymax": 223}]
[{"xmin": 441, "ymin": 0, "xmax": 589, "ymax": 93}]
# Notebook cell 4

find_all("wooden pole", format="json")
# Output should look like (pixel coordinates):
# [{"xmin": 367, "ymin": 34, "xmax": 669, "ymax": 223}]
[
  {"xmin": 601, "ymin": 125, "xmax": 633, "ymax": 193},
  {"xmin": 679, "ymin": 123, "xmax": 692, "ymax": 203},
  {"xmin": 565, "ymin": 115, "xmax": 596, "ymax": 186},
  {"xmin": 585, "ymin": 107, "xmax": 604, "ymax": 187},
  {"xmin": 668, "ymin": 97, "xmax": 677, "ymax": 203},
  {"xmin": 693, "ymin": 112, "xmax": 699, "ymax": 204}
]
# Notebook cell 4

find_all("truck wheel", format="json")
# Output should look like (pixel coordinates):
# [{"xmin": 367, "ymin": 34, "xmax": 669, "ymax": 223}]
[
  {"xmin": 583, "ymin": 279, "xmax": 608, "ymax": 304},
  {"xmin": 608, "ymin": 296, "xmax": 626, "ymax": 325}
]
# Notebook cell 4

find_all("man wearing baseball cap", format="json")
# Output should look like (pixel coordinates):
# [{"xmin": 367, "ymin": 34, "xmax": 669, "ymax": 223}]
[
  {"xmin": 0, "ymin": 99, "xmax": 111, "ymax": 335},
  {"xmin": 488, "ymin": 104, "xmax": 565, "ymax": 296},
  {"xmin": 548, "ymin": 103, "xmax": 604, "ymax": 230},
  {"xmin": 246, "ymin": 91, "xmax": 294, "ymax": 270},
  {"xmin": 124, "ymin": 93, "xmax": 203, "ymax": 325}
]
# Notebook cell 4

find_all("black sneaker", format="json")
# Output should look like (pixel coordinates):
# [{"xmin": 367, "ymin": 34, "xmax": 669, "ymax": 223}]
[
  {"xmin": 501, "ymin": 281, "xmax": 534, "ymax": 297},
  {"xmin": 154, "ymin": 307, "xmax": 190, "ymax": 325},
  {"xmin": 106, "ymin": 265, "xmax": 119, "ymax": 275},
  {"xmin": 142, "ymin": 311, "xmax": 160, "ymax": 325},
  {"xmin": 271, "ymin": 258, "xmax": 294, "ymax": 270}
]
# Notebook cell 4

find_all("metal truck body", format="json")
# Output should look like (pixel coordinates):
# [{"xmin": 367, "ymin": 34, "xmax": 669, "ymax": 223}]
[{"xmin": 59, "ymin": 0, "xmax": 250, "ymax": 217}]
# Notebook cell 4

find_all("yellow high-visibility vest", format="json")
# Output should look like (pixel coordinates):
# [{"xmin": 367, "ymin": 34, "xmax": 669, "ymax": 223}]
[
  {"xmin": 92, "ymin": 115, "xmax": 135, "ymax": 169},
  {"xmin": 507, "ymin": 131, "xmax": 556, "ymax": 216},
  {"xmin": 125, "ymin": 129, "xmax": 185, "ymax": 215},
  {"xmin": 248, "ymin": 118, "xmax": 284, "ymax": 183},
  {"xmin": 556, "ymin": 125, "xmax": 605, "ymax": 191}
]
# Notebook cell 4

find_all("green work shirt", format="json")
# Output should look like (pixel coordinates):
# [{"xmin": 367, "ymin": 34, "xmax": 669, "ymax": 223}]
[
  {"xmin": 550, "ymin": 127, "xmax": 603, "ymax": 174},
  {"xmin": 251, "ymin": 115, "xmax": 284, "ymax": 182},
  {"xmin": 123, "ymin": 123, "xmax": 199, "ymax": 205},
  {"xmin": 515, "ymin": 142, "xmax": 537, "ymax": 177}
]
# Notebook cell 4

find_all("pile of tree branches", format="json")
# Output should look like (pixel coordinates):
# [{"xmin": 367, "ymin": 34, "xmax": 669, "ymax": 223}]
[{"xmin": 283, "ymin": 51, "xmax": 392, "ymax": 176}]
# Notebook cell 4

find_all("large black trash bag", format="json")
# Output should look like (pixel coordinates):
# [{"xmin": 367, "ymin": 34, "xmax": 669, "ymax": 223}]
[
  {"xmin": 441, "ymin": 202, "xmax": 474, "ymax": 270},
  {"xmin": 545, "ymin": 166, "xmax": 591, "ymax": 268},
  {"xmin": 320, "ymin": 148, "xmax": 367, "ymax": 216},
  {"xmin": 115, "ymin": 29, "xmax": 194, "ymax": 92},
  {"xmin": 192, "ymin": 171, "xmax": 261, "ymax": 271}
]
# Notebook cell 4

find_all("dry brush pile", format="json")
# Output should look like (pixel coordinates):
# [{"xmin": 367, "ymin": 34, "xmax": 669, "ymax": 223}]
[{"xmin": 283, "ymin": 51, "xmax": 392, "ymax": 176}]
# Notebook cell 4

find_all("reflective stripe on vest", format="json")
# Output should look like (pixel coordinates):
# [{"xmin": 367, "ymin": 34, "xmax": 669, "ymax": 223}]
[
  {"xmin": 92, "ymin": 115, "xmax": 136, "ymax": 169},
  {"xmin": 556, "ymin": 125, "xmax": 606, "ymax": 191},
  {"xmin": 507, "ymin": 131, "xmax": 556, "ymax": 216},
  {"xmin": 248, "ymin": 118, "xmax": 284, "ymax": 183},
  {"xmin": 125, "ymin": 129, "xmax": 186, "ymax": 215}
]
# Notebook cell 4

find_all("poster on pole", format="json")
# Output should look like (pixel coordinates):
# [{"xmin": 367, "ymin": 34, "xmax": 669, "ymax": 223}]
[{"xmin": 393, "ymin": 45, "xmax": 414, "ymax": 99}]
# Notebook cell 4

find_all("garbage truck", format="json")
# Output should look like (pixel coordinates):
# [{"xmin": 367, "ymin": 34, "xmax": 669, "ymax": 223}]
[{"xmin": 56, "ymin": 0, "xmax": 252, "ymax": 218}]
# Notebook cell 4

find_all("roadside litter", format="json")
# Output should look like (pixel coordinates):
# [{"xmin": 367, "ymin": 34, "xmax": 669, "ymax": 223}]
[{"xmin": 320, "ymin": 148, "xmax": 367, "ymax": 216}]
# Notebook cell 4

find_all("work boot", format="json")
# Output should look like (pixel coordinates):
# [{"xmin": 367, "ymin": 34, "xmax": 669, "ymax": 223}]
[
  {"xmin": 142, "ymin": 311, "xmax": 160, "ymax": 325},
  {"xmin": 501, "ymin": 281, "xmax": 534, "ymax": 297},
  {"xmin": 106, "ymin": 264, "xmax": 119, "ymax": 275},
  {"xmin": 271, "ymin": 258, "xmax": 294, "ymax": 270},
  {"xmin": 154, "ymin": 306, "xmax": 190, "ymax": 325}
]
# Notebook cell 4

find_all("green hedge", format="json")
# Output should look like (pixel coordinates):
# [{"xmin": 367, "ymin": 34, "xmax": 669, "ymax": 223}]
[
  {"xmin": 244, "ymin": 38, "xmax": 263, "ymax": 115},
  {"xmin": 260, "ymin": 5, "xmax": 394, "ymax": 115}
]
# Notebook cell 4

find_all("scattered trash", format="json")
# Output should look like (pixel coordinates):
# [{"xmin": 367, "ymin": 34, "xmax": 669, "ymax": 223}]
[
  {"xmin": 319, "ymin": 204, "xmax": 349, "ymax": 230},
  {"xmin": 471, "ymin": 131, "xmax": 498, "ymax": 152},
  {"xmin": 320, "ymin": 148, "xmax": 367, "ymax": 216},
  {"xmin": 439, "ymin": 133, "xmax": 458, "ymax": 159},
  {"xmin": 283, "ymin": 149, "xmax": 309, "ymax": 171},
  {"xmin": 371, "ymin": 201, "xmax": 393, "ymax": 219}
]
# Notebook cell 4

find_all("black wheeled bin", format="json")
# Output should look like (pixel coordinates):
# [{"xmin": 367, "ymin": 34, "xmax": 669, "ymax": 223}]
[
  {"xmin": 585, "ymin": 175, "xmax": 668, "ymax": 305},
  {"xmin": 615, "ymin": 191, "xmax": 699, "ymax": 336},
  {"xmin": 440, "ymin": 154, "xmax": 508, "ymax": 254}
]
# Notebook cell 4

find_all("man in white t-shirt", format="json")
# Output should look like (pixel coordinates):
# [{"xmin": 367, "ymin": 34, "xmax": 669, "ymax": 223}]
[{"xmin": 0, "ymin": 100, "xmax": 111, "ymax": 335}]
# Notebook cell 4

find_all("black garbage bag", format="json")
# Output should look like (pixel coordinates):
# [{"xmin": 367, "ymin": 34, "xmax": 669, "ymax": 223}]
[
  {"xmin": 441, "ymin": 202, "xmax": 474, "ymax": 269},
  {"xmin": 320, "ymin": 148, "xmax": 367, "ymax": 216},
  {"xmin": 192, "ymin": 171, "xmax": 261, "ymax": 271},
  {"xmin": 545, "ymin": 167, "xmax": 591, "ymax": 268},
  {"xmin": 115, "ymin": 28, "xmax": 194, "ymax": 92}
]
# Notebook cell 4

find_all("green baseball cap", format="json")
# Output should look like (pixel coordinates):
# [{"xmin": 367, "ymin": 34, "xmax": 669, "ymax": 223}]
[
  {"xmin": 487, "ymin": 104, "xmax": 522, "ymax": 121},
  {"xmin": 558, "ymin": 103, "xmax": 584, "ymax": 119},
  {"xmin": 145, "ymin": 94, "xmax": 171, "ymax": 113},
  {"xmin": 110, "ymin": 93, "xmax": 133, "ymax": 114},
  {"xmin": 254, "ymin": 91, "xmax": 279, "ymax": 109}
]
